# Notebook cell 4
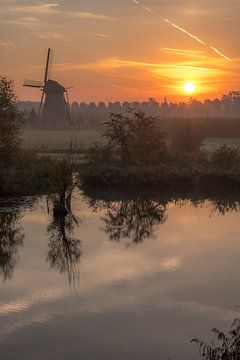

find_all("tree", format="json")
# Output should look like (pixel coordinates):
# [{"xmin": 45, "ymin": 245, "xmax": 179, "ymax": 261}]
[
  {"xmin": 48, "ymin": 139, "xmax": 80, "ymax": 215},
  {"xmin": 103, "ymin": 112, "xmax": 133, "ymax": 164},
  {"xmin": 0, "ymin": 76, "xmax": 23, "ymax": 164},
  {"xmin": 103, "ymin": 110, "xmax": 167, "ymax": 165}
]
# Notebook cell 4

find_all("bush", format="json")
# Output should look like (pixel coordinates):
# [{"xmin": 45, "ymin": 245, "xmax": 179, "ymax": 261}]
[
  {"xmin": 0, "ymin": 151, "xmax": 52, "ymax": 195},
  {"xmin": 0, "ymin": 76, "xmax": 23, "ymax": 166},
  {"xmin": 103, "ymin": 110, "xmax": 168, "ymax": 165},
  {"xmin": 192, "ymin": 319, "xmax": 240, "ymax": 359},
  {"xmin": 211, "ymin": 144, "xmax": 240, "ymax": 168}
]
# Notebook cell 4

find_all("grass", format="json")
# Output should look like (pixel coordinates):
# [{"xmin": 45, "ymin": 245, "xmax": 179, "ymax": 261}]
[
  {"xmin": 203, "ymin": 137, "xmax": 240, "ymax": 152},
  {"xmin": 22, "ymin": 129, "xmax": 104, "ymax": 151},
  {"xmin": 22, "ymin": 128, "xmax": 240, "ymax": 153}
]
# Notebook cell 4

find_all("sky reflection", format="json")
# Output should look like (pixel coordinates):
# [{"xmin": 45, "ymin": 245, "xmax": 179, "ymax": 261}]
[{"xmin": 1, "ymin": 194, "xmax": 240, "ymax": 359}]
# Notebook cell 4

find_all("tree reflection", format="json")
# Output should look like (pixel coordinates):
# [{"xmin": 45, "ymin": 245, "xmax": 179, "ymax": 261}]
[
  {"xmin": 101, "ymin": 199, "xmax": 167, "ymax": 244},
  {"xmin": 210, "ymin": 198, "xmax": 240, "ymax": 216},
  {"xmin": 0, "ymin": 207, "xmax": 24, "ymax": 281},
  {"xmin": 189, "ymin": 197, "xmax": 240, "ymax": 216},
  {"xmin": 47, "ymin": 201, "xmax": 81, "ymax": 285}
]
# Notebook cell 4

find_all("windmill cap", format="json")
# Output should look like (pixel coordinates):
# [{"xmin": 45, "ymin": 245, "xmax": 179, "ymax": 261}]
[{"xmin": 44, "ymin": 79, "xmax": 65, "ymax": 94}]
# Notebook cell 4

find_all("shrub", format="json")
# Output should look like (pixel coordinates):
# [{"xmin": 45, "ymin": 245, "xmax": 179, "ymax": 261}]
[
  {"xmin": 103, "ymin": 110, "xmax": 168, "ymax": 165},
  {"xmin": 192, "ymin": 319, "xmax": 240, "ymax": 359},
  {"xmin": 211, "ymin": 144, "xmax": 240, "ymax": 168}
]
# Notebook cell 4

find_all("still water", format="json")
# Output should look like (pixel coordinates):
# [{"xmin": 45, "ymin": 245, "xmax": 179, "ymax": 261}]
[{"xmin": 1, "ymin": 192, "xmax": 240, "ymax": 360}]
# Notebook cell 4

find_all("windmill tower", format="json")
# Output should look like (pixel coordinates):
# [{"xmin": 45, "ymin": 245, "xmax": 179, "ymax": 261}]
[{"xmin": 23, "ymin": 48, "xmax": 71, "ymax": 128}]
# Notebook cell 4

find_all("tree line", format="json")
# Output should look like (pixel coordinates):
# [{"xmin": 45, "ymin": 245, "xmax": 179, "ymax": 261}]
[{"xmin": 20, "ymin": 92, "xmax": 240, "ymax": 130}]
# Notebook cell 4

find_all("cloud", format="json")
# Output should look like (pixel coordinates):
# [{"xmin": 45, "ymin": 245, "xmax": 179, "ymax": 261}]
[
  {"xmin": 92, "ymin": 33, "xmax": 115, "ymax": 39},
  {"xmin": 33, "ymin": 31, "xmax": 72, "ymax": 42},
  {"xmin": 44, "ymin": 55, "xmax": 236, "ymax": 96},
  {"xmin": 1, "ymin": 16, "xmax": 59, "ymax": 31},
  {"xmin": 0, "ymin": 41, "xmax": 16, "ymax": 51},
  {"xmin": 161, "ymin": 48, "xmax": 205, "ymax": 57},
  {"xmin": 0, "ymin": 3, "xmax": 114, "ymax": 20},
  {"xmin": 68, "ymin": 12, "xmax": 114, "ymax": 20},
  {"xmin": 0, "ymin": 3, "xmax": 59, "ymax": 15}
]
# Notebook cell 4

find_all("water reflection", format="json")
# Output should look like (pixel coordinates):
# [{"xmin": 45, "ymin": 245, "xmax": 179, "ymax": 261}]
[
  {"xmin": 47, "ymin": 198, "xmax": 81, "ymax": 285},
  {"xmin": 0, "ymin": 204, "xmax": 24, "ymax": 281},
  {"xmin": 86, "ymin": 190, "xmax": 240, "ymax": 245},
  {"xmin": 102, "ymin": 200, "xmax": 167, "ymax": 244},
  {"xmin": 209, "ymin": 198, "xmax": 240, "ymax": 216}
]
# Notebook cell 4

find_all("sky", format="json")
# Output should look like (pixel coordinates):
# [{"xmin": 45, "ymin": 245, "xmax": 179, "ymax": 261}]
[{"xmin": 1, "ymin": 0, "xmax": 240, "ymax": 102}]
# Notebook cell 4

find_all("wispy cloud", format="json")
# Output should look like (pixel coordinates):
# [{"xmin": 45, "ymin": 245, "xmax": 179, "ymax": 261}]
[
  {"xmin": 0, "ymin": 3, "xmax": 114, "ymax": 20},
  {"xmin": 161, "ymin": 48, "xmax": 205, "ymax": 56},
  {"xmin": 45, "ymin": 56, "xmax": 235, "ymax": 95},
  {"xmin": 0, "ymin": 41, "xmax": 16, "ymax": 51},
  {"xmin": 1, "ymin": 16, "xmax": 59, "ymax": 30},
  {"xmin": 33, "ymin": 31, "xmax": 72, "ymax": 42},
  {"xmin": 92, "ymin": 33, "xmax": 115, "ymax": 39},
  {"xmin": 1, "ymin": 15, "xmax": 71, "ymax": 41}
]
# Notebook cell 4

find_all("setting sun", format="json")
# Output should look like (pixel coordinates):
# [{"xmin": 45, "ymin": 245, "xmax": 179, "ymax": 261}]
[{"xmin": 183, "ymin": 82, "xmax": 197, "ymax": 94}]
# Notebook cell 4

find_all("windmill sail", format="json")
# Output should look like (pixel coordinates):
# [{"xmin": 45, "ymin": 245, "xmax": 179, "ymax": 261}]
[
  {"xmin": 44, "ymin": 48, "xmax": 51, "ymax": 85},
  {"xmin": 23, "ymin": 80, "xmax": 44, "ymax": 88}
]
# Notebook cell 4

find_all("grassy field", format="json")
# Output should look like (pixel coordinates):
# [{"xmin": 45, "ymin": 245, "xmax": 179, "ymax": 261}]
[
  {"xmin": 22, "ymin": 129, "xmax": 240, "ymax": 153},
  {"xmin": 22, "ymin": 129, "xmax": 104, "ymax": 151},
  {"xmin": 203, "ymin": 137, "xmax": 240, "ymax": 151}
]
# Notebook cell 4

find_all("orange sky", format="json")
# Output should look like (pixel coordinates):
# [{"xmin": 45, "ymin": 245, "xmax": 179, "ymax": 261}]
[{"xmin": 1, "ymin": 0, "xmax": 240, "ymax": 102}]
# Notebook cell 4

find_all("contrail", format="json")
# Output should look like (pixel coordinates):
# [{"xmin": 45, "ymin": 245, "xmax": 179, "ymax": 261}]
[
  {"xmin": 131, "ymin": 0, "xmax": 153, "ymax": 13},
  {"xmin": 163, "ymin": 18, "xmax": 231, "ymax": 61},
  {"xmin": 130, "ymin": 0, "xmax": 231, "ymax": 61}
]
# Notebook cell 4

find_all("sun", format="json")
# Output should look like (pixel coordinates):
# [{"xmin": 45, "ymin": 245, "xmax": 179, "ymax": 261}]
[{"xmin": 183, "ymin": 82, "xmax": 196, "ymax": 94}]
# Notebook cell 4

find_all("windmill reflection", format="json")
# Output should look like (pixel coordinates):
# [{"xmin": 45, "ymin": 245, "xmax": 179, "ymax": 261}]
[
  {"xmin": 47, "ymin": 199, "xmax": 81, "ymax": 285},
  {"xmin": 0, "ymin": 207, "xmax": 24, "ymax": 281},
  {"xmin": 101, "ymin": 199, "xmax": 167, "ymax": 244}
]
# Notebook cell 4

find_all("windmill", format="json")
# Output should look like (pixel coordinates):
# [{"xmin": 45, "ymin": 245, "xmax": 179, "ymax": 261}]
[{"xmin": 23, "ymin": 48, "xmax": 71, "ymax": 128}]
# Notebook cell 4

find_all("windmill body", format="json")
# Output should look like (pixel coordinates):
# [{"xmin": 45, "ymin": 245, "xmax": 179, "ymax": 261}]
[
  {"xmin": 41, "ymin": 80, "xmax": 69, "ymax": 128},
  {"xmin": 24, "ymin": 49, "xmax": 71, "ymax": 129}
]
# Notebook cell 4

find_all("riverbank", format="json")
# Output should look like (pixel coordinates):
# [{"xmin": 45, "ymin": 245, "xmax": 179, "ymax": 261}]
[{"xmin": 80, "ymin": 162, "xmax": 240, "ymax": 192}]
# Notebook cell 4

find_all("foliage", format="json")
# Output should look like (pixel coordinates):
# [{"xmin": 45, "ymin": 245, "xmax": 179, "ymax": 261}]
[
  {"xmin": 86, "ymin": 143, "xmax": 115, "ymax": 166},
  {"xmin": 103, "ymin": 110, "xmax": 168, "ymax": 165},
  {"xmin": 192, "ymin": 319, "xmax": 240, "ymax": 360},
  {"xmin": 211, "ymin": 144, "xmax": 240, "ymax": 168},
  {"xmin": 0, "ymin": 76, "xmax": 23, "ymax": 164},
  {"xmin": 0, "ymin": 151, "xmax": 52, "ymax": 196},
  {"xmin": 48, "ymin": 139, "xmax": 81, "ymax": 214}
]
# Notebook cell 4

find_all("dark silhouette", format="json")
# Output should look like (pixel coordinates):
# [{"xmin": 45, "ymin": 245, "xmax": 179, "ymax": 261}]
[
  {"xmin": 48, "ymin": 139, "xmax": 80, "ymax": 215},
  {"xmin": 0, "ymin": 204, "xmax": 24, "ymax": 281},
  {"xmin": 0, "ymin": 76, "xmax": 23, "ymax": 165},
  {"xmin": 20, "ymin": 92, "xmax": 240, "ymax": 132},
  {"xmin": 103, "ymin": 110, "xmax": 167, "ymax": 166},
  {"xmin": 101, "ymin": 199, "xmax": 167, "ymax": 244},
  {"xmin": 46, "ymin": 196, "xmax": 81, "ymax": 285},
  {"xmin": 23, "ymin": 48, "xmax": 71, "ymax": 128},
  {"xmin": 85, "ymin": 193, "xmax": 168, "ymax": 245}
]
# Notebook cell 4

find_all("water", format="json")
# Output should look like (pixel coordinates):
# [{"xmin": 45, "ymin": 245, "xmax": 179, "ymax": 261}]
[{"xmin": 1, "ymin": 192, "xmax": 240, "ymax": 359}]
